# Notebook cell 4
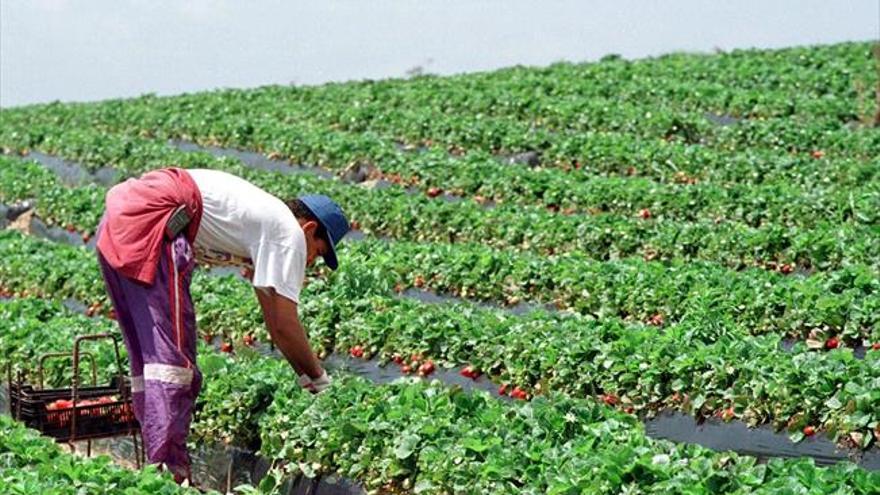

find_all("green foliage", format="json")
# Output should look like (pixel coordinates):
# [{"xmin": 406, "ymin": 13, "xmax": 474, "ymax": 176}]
[
  {"xmin": 2, "ymin": 234, "xmax": 878, "ymax": 448},
  {"xmin": 0, "ymin": 40, "xmax": 878, "ymax": 494},
  {"xmin": 0, "ymin": 415, "xmax": 203, "ymax": 494}
]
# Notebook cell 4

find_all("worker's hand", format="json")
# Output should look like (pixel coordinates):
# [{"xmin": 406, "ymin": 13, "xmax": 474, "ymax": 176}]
[
  {"xmin": 309, "ymin": 369, "xmax": 332, "ymax": 394},
  {"xmin": 297, "ymin": 369, "xmax": 331, "ymax": 394},
  {"xmin": 297, "ymin": 373, "xmax": 313, "ymax": 391}
]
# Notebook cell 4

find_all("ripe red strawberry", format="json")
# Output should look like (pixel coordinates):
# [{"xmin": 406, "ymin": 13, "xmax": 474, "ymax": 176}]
[
  {"xmin": 410, "ymin": 352, "xmax": 423, "ymax": 363},
  {"xmin": 498, "ymin": 383, "xmax": 509, "ymax": 396},
  {"xmin": 350, "ymin": 345, "xmax": 364, "ymax": 358},
  {"xmin": 391, "ymin": 353, "xmax": 405, "ymax": 365},
  {"xmin": 242, "ymin": 334, "xmax": 255, "ymax": 347},
  {"xmin": 638, "ymin": 208, "xmax": 652, "ymax": 219},
  {"xmin": 803, "ymin": 425, "xmax": 816, "ymax": 436},
  {"xmin": 46, "ymin": 399, "xmax": 73, "ymax": 411},
  {"xmin": 418, "ymin": 360, "xmax": 435, "ymax": 376},
  {"xmin": 825, "ymin": 337, "xmax": 839, "ymax": 350},
  {"xmin": 81, "ymin": 232, "xmax": 91, "ymax": 244},
  {"xmin": 811, "ymin": 150, "xmax": 825, "ymax": 159},
  {"xmin": 401, "ymin": 365, "xmax": 413, "ymax": 374},
  {"xmin": 648, "ymin": 313, "xmax": 665, "ymax": 326},
  {"xmin": 623, "ymin": 406, "xmax": 634, "ymax": 414},
  {"xmin": 511, "ymin": 387, "xmax": 528, "ymax": 400},
  {"xmin": 221, "ymin": 342, "xmax": 233, "ymax": 353},
  {"xmin": 779, "ymin": 263, "xmax": 794, "ymax": 274},
  {"xmin": 350, "ymin": 220, "xmax": 360, "ymax": 230},
  {"xmin": 107, "ymin": 309, "xmax": 117, "ymax": 320},
  {"xmin": 722, "ymin": 407, "xmax": 735, "ymax": 421},
  {"xmin": 426, "ymin": 187, "xmax": 442, "ymax": 198},
  {"xmin": 602, "ymin": 394, "xmax": 619, "ymax": 406},
  {"xmin": 203, "ymin": 333, "xmax": 214, "ymax": 344},
  {"xmin": 460, "ymin": 366, "xmax": 480, "ymax": 379},
  {"xmin": 872, "ymin": 342, "xmax": 880, "ymax": 351},
  {"xmin": 413, "ymin": 275, "xmax": 426, "ymax": 288},
  {"xmin": 65, "ymin": 224, "xmax": 76, "ymax": 233}
]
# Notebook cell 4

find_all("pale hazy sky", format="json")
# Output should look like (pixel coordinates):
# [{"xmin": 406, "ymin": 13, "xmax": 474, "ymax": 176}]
[{"xmin": 1, "ymin": 0, "xmax": 878, "ymax": 107}]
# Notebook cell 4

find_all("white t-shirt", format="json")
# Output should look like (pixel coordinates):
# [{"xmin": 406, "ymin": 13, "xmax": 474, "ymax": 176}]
[{"xmin": 188, "ymin": 169, "xmax": 306, "ymax": 303}]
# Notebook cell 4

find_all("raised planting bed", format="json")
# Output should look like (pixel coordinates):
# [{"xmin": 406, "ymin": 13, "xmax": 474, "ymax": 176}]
[
  {"xmin": 0, "ymin": 415, "xmax": 200, "ymax": 493},
  {"xmin": 4, "ymin": 140, "xmax": 880, "ymax": 274},
  {"xmin": 2, "ymin": 39, "xmax": 878, "ymax": 494},
  {"xmin": 3, "ymin": 168, "xmax": 880, "ymax": 345},
  {"xmin": 0, "ymin": 292, "xmax": 876, "ymax": 466}
]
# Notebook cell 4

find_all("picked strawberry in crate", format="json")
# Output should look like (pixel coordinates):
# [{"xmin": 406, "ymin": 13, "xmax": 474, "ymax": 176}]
[{"xmin": 8, "ymin": 333, "xmax": 142, "ymax": 463}]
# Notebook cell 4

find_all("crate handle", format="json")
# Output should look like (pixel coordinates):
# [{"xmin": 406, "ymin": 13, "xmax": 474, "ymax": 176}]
[
  {"xmin": 71, "ymin": 334, "xmax": 126, "ymax": 443},
  {"xmin": 37, "ymin": 352, "xmax": 98, "ymax": 390}
]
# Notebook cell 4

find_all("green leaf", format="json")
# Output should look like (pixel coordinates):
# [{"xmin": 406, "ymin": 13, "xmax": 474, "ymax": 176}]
[
  {"xmin": 824, "ymin": 397, "xmax": 842, "ymax": 410},
  {"xmin": 394, "ymin": 433, "xmax": 421, "ymax": 459}
]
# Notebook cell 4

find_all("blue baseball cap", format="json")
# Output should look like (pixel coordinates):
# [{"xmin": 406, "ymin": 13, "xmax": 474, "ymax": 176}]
[{"xmin": 298, "ymin": 194, "xmax": 350, "ymax": 270}]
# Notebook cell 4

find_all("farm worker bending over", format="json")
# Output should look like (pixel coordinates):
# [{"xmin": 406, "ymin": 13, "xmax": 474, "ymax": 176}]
[{"xmin": 95, "ymin": 167, "xmax": 349, "ymax": 483}]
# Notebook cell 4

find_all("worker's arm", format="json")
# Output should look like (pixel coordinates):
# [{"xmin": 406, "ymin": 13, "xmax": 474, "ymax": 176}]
[{"xmin": 254, "ymin": 285, "xmax": 324, "ymax": 380}]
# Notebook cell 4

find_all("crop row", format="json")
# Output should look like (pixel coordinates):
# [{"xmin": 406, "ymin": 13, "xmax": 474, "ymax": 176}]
[
  {"xmin": 3, "ymin": 168, "xmax": 880, "ymax": 344},
  {"xmin": 4, "ymin": 149, "xmax": 880, "ymax": 342},
  {"xmin": 170, "ymin": 130, "xmax": 880, "ymax": 229},
  {"xmin": 2, "ymin": 136, "xmax": 879, "ymax": 275},
  {"xmin": 256, "ymin": 41, "xmax": 876, "ymax": 124},
  {"xmin": 171, "ymin": 90, "xmax": 878, "ymax": 160},
  {"xmin": 5, "ymin": 113, "xmax": 879, "ymax": 236},
  {"xmin": 0, "ymin": 298, "xmax": 124, "ymax": 388},
  {"xmin": 3, "ymin": 43, "xmax": 877, "ymax": 163},
  {"xmin": 0, "ymin": 154, "xmax": 105, "ymax": 232},
  {"xmin": 0, "ymin": 415, "xmax": 199, "ymax": 494},
  {"xmin": 256, "ymin": 373, "xmax": 879, "ymax": 495},
  {"xmin": 196, "ymin": 267, "xmax": 880, "ymax": 448},
  {"xmin": 4, "ymin": 96, "xmax": 879, "ymax": 199},
  {"xmin": 2, "ymin": 232, "xmax": 878, "ymax": 447},
  {"xmin": 4, "ymin": 299, "xmax": 878, "ymax": 494},
  {"xmin": 341, "ymin": 240, "xmax": 880, "ymax": 342},
  {"xmin": 7, "ymin": 136, "xmax": 880, "ymax": 350},
  {"xmin": 209, "ymin": 41, "xmax": 876, "ymax": 129}
]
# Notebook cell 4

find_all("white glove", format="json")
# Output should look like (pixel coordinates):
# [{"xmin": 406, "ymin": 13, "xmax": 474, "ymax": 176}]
[
  {"xmin": 297, "ymin": 370, "xmax": 331, "ymax": 393},
  {"xmin": 309, "ymin": 369, "xmax": 332, "ymax": 393},
  {"xmin": 297, "ymin": 373, "xmax": 313, "ymax": 390}
]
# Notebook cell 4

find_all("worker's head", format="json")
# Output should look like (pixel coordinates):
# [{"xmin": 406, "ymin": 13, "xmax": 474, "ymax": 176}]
[{"xmin": 285, "ymin": 195, "xmax": 350, "ymax": 270}]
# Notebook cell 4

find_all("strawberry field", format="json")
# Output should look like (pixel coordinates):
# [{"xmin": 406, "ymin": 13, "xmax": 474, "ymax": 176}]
[{"xmin": 1, "ymin": 41, "xmax": 879, "ymax": 493}]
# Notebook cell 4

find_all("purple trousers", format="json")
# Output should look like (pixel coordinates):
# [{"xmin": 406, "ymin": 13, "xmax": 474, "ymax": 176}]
[{"xmin": 97, "ymin": 232, "xmax": 201, "ymax": 481}]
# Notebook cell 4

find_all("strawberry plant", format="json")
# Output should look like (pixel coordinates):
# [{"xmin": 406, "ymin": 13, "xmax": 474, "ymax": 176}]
[
  {"xmin": 4, "ymin": 236, "xmax": 879, "ymax": 447},
  {"xmin": 1, "ymin": 39, "xmax": 878, "ymax": 493},
  {"xmin": 0, "ymin": 415, "xmax": 202, "ymax": 493},
  {"xmin": 2, "ymin": 129, "xmax": 879, "ymax": 274}
]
